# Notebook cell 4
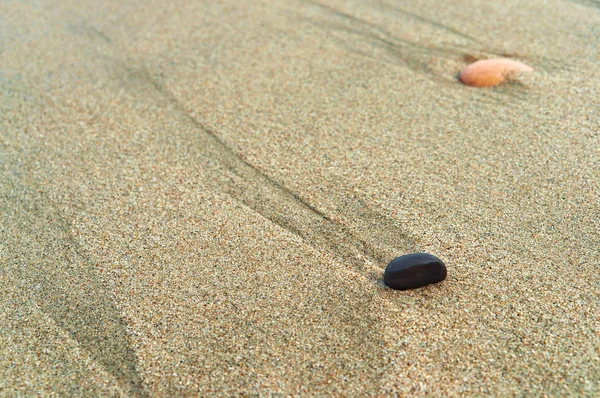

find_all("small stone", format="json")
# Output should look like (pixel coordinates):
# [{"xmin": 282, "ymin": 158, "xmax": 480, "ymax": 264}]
[
  {"xmin": 459, "ymin": 58, "xmax": 533, "ymax": 87},
  {"xmin": 384, "ymin": 253, "xmax": 447, "ymax": 290}
]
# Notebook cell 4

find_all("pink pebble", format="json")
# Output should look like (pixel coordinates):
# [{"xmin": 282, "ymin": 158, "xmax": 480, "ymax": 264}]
[{"xmin": 459, "ymin": 58, "xmax": 533, "ymax": 87}]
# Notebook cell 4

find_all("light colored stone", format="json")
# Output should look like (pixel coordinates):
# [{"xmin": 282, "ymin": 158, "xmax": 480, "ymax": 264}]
[{"xmin": 459, "ymin": 58, "xmax": 534, "ymax": 87}]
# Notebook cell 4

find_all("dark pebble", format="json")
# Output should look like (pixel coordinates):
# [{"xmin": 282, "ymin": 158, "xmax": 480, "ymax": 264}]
[{"xmin": 384, "ymin": 253, "xmax": 447, "ymax": 290}]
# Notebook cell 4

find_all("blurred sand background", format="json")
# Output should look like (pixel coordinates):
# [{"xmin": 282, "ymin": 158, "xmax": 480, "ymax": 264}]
[{"xmin": 1, "ymin": 0, "xmax": 599, "ymax": 395}]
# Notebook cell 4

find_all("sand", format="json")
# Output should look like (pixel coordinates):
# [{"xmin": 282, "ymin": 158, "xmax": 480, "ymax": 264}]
[{"xmin": 1, "ymin": 0, "xmax": 599, "ymax": 396}]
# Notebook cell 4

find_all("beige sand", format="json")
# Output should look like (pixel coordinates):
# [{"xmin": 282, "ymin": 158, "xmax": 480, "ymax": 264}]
[{"xmin": 1, "ymin": 0, "xmax": 599, "ymax": 395}]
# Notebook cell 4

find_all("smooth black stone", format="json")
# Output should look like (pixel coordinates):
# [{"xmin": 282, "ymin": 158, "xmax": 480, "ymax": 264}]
[{"xmin": 384, "ymin": 253, "xmax": 447, "ymax": 290}]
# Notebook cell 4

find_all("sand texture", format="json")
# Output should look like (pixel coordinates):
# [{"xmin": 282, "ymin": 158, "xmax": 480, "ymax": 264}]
[{"xmin": 1, "ymin": 0, "xmax": 599, "ymax": 396}]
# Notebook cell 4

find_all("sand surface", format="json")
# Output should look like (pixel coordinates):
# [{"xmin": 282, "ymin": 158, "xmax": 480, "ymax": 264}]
[{"xmin": 1, "ymin": 0, "xmax": 599, "ymax": 396}]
